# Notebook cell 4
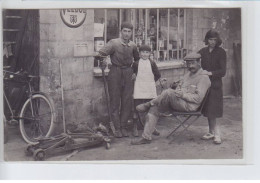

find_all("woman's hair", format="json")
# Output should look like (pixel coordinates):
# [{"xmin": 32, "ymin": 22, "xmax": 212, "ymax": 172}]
[{"xmin": 204, "ymin": 29, "xmax": 222, "ymax": 47}]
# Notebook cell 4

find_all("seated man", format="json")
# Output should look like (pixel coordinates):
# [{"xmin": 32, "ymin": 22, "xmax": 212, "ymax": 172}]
[{"xmin": 131, "ymin": 53, "xmax": 211, "ymax": 145}]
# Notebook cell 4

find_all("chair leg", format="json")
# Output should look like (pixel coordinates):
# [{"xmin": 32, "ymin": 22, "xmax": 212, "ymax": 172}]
[
  {"xmin": 168, "ymin": 115, "xmax": 200, "ymax": 144},
  {"xmin": 167, "ymin": 115, "xmax": 192, "ymax": 138}
]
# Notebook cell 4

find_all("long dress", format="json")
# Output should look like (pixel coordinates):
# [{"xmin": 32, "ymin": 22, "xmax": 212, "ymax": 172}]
[{"xmin": 198, "ymin": 46, "xmax": 227, "ymax": 118}]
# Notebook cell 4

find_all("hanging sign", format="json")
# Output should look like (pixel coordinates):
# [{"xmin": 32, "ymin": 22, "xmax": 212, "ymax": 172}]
[{"xmin": 60, "ymin": 9, "xmax": 87, "ymax": 28}]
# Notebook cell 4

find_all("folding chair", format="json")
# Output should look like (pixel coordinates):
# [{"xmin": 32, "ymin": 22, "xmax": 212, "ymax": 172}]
[{"xmin": 167, "ymin": 89, "xmax": 210, "ymax": 144}]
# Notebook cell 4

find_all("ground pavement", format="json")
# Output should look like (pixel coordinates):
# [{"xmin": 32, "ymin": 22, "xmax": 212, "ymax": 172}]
[{"xmin": 3, "ymin": 98, "xmax": 243, "ymax": 161}]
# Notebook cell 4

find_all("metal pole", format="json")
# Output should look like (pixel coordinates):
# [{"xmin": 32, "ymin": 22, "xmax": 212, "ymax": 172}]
[
  {"xmin": 59, "ymin": 60, "xmax": 66, "ymax": 133},
  {"xmin": 104, "ymin": 9, "xmax": 107, "ymax": 44},
  {"xmin": 156, "ymin": 9, "xmax": 159, "ymax": 61},
  {"xmin": 132, "ymin": 9, "xmax": 136, "ymax": 42},
  {"xmin": 119, "ymin": 9, "xmax": 122, "ymax": 38},
  {"xmin": 167, "ymin": 9, "xmax": 170, "ymax": 61},
  {"xmin": 183, "ymin": 9, "xmax": 187, "ymax": 58},
  {"xmin": 177, "ymin": 8, "xmax": 180, "ymax": 60},
  {"xmin": 145, "ymin": 9, "xmax": 148, "ymax": 44}
]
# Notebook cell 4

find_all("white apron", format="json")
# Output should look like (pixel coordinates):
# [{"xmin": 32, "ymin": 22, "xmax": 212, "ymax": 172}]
[{"xmin": 133, "ymin": 59, "xmax": 157, "ymax": 99}]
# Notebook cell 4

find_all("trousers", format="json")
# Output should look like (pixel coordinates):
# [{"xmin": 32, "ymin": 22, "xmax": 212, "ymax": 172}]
[
  {"xmin": 142, "ymin": 89, "xmax": 187, "ymax": 140},
  {"xmin": 107, "ymin": 65, "xmax": 134, "ymax": 129}
]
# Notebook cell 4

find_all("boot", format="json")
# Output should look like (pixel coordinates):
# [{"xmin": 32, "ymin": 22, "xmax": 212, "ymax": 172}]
[
  {"xmin": 131, "ymin": 137, "xmax": 151, "ymax": 145},
  {"xmin": 121, "ymin": 128, "xmax": 129, "ymax": 137},
  {"xmin": 152, "ymin": 129, "xmax": 160, "ymax": 136},
  {"xmin": 114, "ymin": 130, "xmax": 123, "ymax": 138},
  {"xmin": 132, "ymin": 122, "xmax": 139, "ymax": 137}
]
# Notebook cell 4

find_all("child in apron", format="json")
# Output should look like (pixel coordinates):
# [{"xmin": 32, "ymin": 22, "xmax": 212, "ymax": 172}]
[{"xmin": 132, "ymin": 44, "xmax": 161, "ymax": 137}]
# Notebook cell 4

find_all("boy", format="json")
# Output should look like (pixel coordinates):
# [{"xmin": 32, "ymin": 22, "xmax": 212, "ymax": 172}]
[{"xmin": 131, "ymin": 44, "xmax": 161, "ymax": 137}]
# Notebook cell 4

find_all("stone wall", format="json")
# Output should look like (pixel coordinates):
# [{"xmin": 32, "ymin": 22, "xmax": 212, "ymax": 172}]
[
  {"xmin": 186, "ymin": 8, "xmax": 241, "ymax": 95},
  {"xmin": 39, "ymin": 9, "xmax": 104, "ymax": 132}
]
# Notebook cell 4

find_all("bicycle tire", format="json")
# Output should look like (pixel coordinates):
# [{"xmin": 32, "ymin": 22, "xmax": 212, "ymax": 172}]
[{"xmin": 19, "ymin": 93, "xmax": 56, "ymax": 144}]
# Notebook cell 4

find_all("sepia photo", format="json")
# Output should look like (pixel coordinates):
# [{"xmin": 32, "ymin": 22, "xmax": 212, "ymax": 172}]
[{"xmin": 2, "ymin": 6, "xmax": 243, "ymax": 162}]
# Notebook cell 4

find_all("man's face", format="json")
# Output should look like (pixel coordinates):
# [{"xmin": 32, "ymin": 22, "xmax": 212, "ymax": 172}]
[
  {"xmin": 140, "ymin": 51, "xmax": 150, "ymax": 60},
  {"xmin": 186, "ymin": 60, "xmax": 200, "ymax": 73},
  {"xmin": 208, "ymin": 37, "xmax": 217, "ymax": 48},
  {"xmin": 121, "ymin": 28, "xmax": 132, "ymax": 41}
]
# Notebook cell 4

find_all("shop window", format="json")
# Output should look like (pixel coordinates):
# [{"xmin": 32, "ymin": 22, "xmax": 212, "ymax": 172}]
[{"xmin": 94, "ymin": 8, "xmax": 186, "ymax": 65}]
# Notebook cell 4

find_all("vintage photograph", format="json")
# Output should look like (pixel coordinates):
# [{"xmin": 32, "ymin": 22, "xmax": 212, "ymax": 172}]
[{"xmin": 2, "ymin": 7, "xmax": 242, "ymax": 161}]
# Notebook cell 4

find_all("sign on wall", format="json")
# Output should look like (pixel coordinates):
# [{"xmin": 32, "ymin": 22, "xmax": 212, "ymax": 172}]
[{"xmin": 60, "ymin": 9, "xmax": 87, "ymax": 28}]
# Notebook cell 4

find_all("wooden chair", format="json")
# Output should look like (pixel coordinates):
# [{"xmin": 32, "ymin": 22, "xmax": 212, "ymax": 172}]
[{"xmin": 167, "ymin": 89, "xmax": 210, "ymax": 143}]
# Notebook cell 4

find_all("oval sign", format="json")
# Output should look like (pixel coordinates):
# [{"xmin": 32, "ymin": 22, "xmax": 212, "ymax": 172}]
[{"xmin": 60, "ymin": 9, "xmax": 87, "ymax": 28}]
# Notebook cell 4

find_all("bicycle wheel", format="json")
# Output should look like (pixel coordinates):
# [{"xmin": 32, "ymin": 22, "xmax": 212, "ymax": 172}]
[{"xmin": 19, "ymin": 93, "xmax": 56, "ymax": 144}]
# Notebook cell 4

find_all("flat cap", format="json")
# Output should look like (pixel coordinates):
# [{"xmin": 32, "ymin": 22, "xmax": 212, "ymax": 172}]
[
  {"xmin": 139, "ymin": 44, "xmax": 151, "ymax": 52},
  {"xmin": 121, "ymin": 22, "xmax": 133, "ymax": 30},
  {"xmin": 184, "ymin": 52, "xmax": 201, "ymax": 61}
]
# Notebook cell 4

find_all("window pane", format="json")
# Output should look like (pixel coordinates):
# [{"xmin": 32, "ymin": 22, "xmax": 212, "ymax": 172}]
[
  {"xmin": 147, "ymin": 9, "xmax": 157, "ymax": 61},
  {"xmin": 107, "ymin": 9, "xmax": 119, "ymax": 42},
  {"xmin": 94, "ymin": 9, "xmax": 105, "ymax": 66},
  {"xmin": 158, "ymin": 9, "xmax": 168, "ymax": 61},
  {"xmin": 179, "ymin": 9, "xmax": 186, "ymax": 59},
  {"xmin": 134, "ymin": 9, "xmax": 146, "ymax": 47},
  {"xmin": 169, "ymin": 9, "xmax": 178, "ymax": 60}
]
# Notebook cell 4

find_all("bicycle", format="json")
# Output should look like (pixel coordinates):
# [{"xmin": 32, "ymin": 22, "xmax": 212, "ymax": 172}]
[{"xmin": 3, "ymin": 67, "xmax": 57, "ymax": 144}]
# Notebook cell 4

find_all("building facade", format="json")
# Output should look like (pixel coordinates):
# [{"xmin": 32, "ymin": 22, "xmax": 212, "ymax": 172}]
[{"xmin": 37, "ymin": 8, "xmax": 241, "ymax": 131}]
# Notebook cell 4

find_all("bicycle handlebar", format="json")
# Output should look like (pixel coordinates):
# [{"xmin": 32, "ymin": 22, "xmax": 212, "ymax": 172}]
[{"xmin": 3, "ymin": 70, "xmax": 39, "ymax": 80}]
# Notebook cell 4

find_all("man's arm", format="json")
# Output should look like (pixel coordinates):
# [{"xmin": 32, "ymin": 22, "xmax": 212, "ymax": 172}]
[
  {"xmin": 133, "ymin": 45, "xmax": 140, "ymax": 62},
  {"xmin": 181, "ymin": 76, "xmax": 211, "ymax": 104},
  {"xmin": 98, "ymin": 40, "xmax": 115, "ymax": 57}
]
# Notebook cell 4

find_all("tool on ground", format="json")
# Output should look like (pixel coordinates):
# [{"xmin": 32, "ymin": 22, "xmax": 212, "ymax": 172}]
[
  {"xmin": 94, "ymin": 55, "xmax": 116, "ymax": 136},
  {"xmin": 24, "ymin": 60, "xmax": 113, "ymax": 161},
  {"xmin": 25, "ymin": 129, "xmax": 112, "ymax": 161}
]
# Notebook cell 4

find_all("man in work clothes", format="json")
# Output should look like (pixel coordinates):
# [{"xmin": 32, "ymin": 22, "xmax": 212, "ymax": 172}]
[
  {"xmin": 131, "ymin": 53, "xmax": 211, "ymax": 145},
  {"xmin": 97, "ymin": 22, "xmax": 139, "ymax": 138}
]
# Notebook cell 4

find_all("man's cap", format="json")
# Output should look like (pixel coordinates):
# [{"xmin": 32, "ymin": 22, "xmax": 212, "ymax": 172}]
[
  {"xmin": 184, "ymin": 52, "xmax": 201, "ymax": 61},
  {"xmin": 139, "ymin": 44, "xmax": 151, "ymax": 52},
  {"xmin": 121, "ymin": 22, "xmax": 133, "ymax": 30}
]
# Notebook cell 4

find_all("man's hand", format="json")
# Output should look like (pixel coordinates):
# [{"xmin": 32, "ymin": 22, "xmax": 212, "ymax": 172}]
[
  {"xmin": 132, "ymin": 73, "xmax": 137, "ymax": 81},
  {"xmin": 99, "ymin": 60, "xmax": 107, "ymax": 70},
  {"xmin": 170, "ymin": 80, "xmax": 180, "ymax": 90},
  {"xmin": 201, "ymin": 70, "xmax": 212, "ymax": 76},
  {"xmin": 174, "ymin": 89, "xmax": 183, "ymax": 98}
]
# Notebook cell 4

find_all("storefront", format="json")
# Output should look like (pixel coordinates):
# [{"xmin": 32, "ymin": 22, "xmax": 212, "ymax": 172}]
[{"xmin": 36, "ymin": 8, "xmax": 241, "ymax": 130}]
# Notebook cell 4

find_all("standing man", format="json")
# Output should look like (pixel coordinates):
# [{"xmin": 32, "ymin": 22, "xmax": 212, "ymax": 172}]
[{"xmin": 96, "ymin": 22, "xmax": 139, "ymax": 138}]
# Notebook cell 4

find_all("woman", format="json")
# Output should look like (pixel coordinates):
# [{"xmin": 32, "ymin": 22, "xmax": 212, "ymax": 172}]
[{"xmin": 198, "ymin": 30, "xmax": 227, "ymax": 144}]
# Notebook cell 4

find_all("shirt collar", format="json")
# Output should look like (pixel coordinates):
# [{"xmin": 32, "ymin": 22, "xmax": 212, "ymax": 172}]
[
  {"xmin": 189, "ymin": 68, "xmax": 203, "ymax": 77},
  {"xmin": 120, "ymin": 38, "xmax": 131, "ymax": 46}
]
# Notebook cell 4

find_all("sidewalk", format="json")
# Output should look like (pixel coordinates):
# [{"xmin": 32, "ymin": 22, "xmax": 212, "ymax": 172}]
[{"xmin": 4, "ymin": 98, "xmax": 243, "ymax": 161}]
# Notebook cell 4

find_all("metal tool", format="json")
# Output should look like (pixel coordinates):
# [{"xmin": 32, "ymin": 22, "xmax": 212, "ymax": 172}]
[
  {"xmin": 25, "ymin": 130, "xmax": 112, "ymax": 161},
  {"xmin": 95, "ymin": 55, "xmax": 116, "ymax": 136}
]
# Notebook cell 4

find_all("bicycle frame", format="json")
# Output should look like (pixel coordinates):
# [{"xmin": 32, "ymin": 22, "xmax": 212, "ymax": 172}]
[{"xmin": 3, "ymin": 70, "xmax": 37, "ymax": 121}]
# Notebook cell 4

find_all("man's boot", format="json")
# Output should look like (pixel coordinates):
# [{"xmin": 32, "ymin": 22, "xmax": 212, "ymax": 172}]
[
  {"xmin": 152, "ymin": 129, "xmax": 160, "ymax": 136},
  {"xmin": 121, "ymin": 128, "xmax": 129, "ymax": 137},
  {"xmin": 131, "ymin": 137, "xmax": 151, "ymax": 145},
  {"xmin": 114, "ymin": 130, "xmax": 123, "ymax": 138}
]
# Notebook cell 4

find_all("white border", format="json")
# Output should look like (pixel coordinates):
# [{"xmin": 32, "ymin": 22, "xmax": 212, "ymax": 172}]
[{"xmin": 0, "ymin": 0, "xmax": 259, "ymax": 179}]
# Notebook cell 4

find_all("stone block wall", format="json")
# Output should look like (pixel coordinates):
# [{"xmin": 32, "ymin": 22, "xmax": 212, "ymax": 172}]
[{"xmin": 39, "ymin": 9, "xmax": 104, "ymax": 132}]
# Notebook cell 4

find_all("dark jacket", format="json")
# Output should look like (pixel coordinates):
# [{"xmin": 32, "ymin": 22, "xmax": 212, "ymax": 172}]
[
  {"xmin": 132, "ymin": 59, "xmax": 161, "ymax": 82},
  {"xmin": 198, "ymin": 46, "xmax": 227, "ymax": 118}
]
